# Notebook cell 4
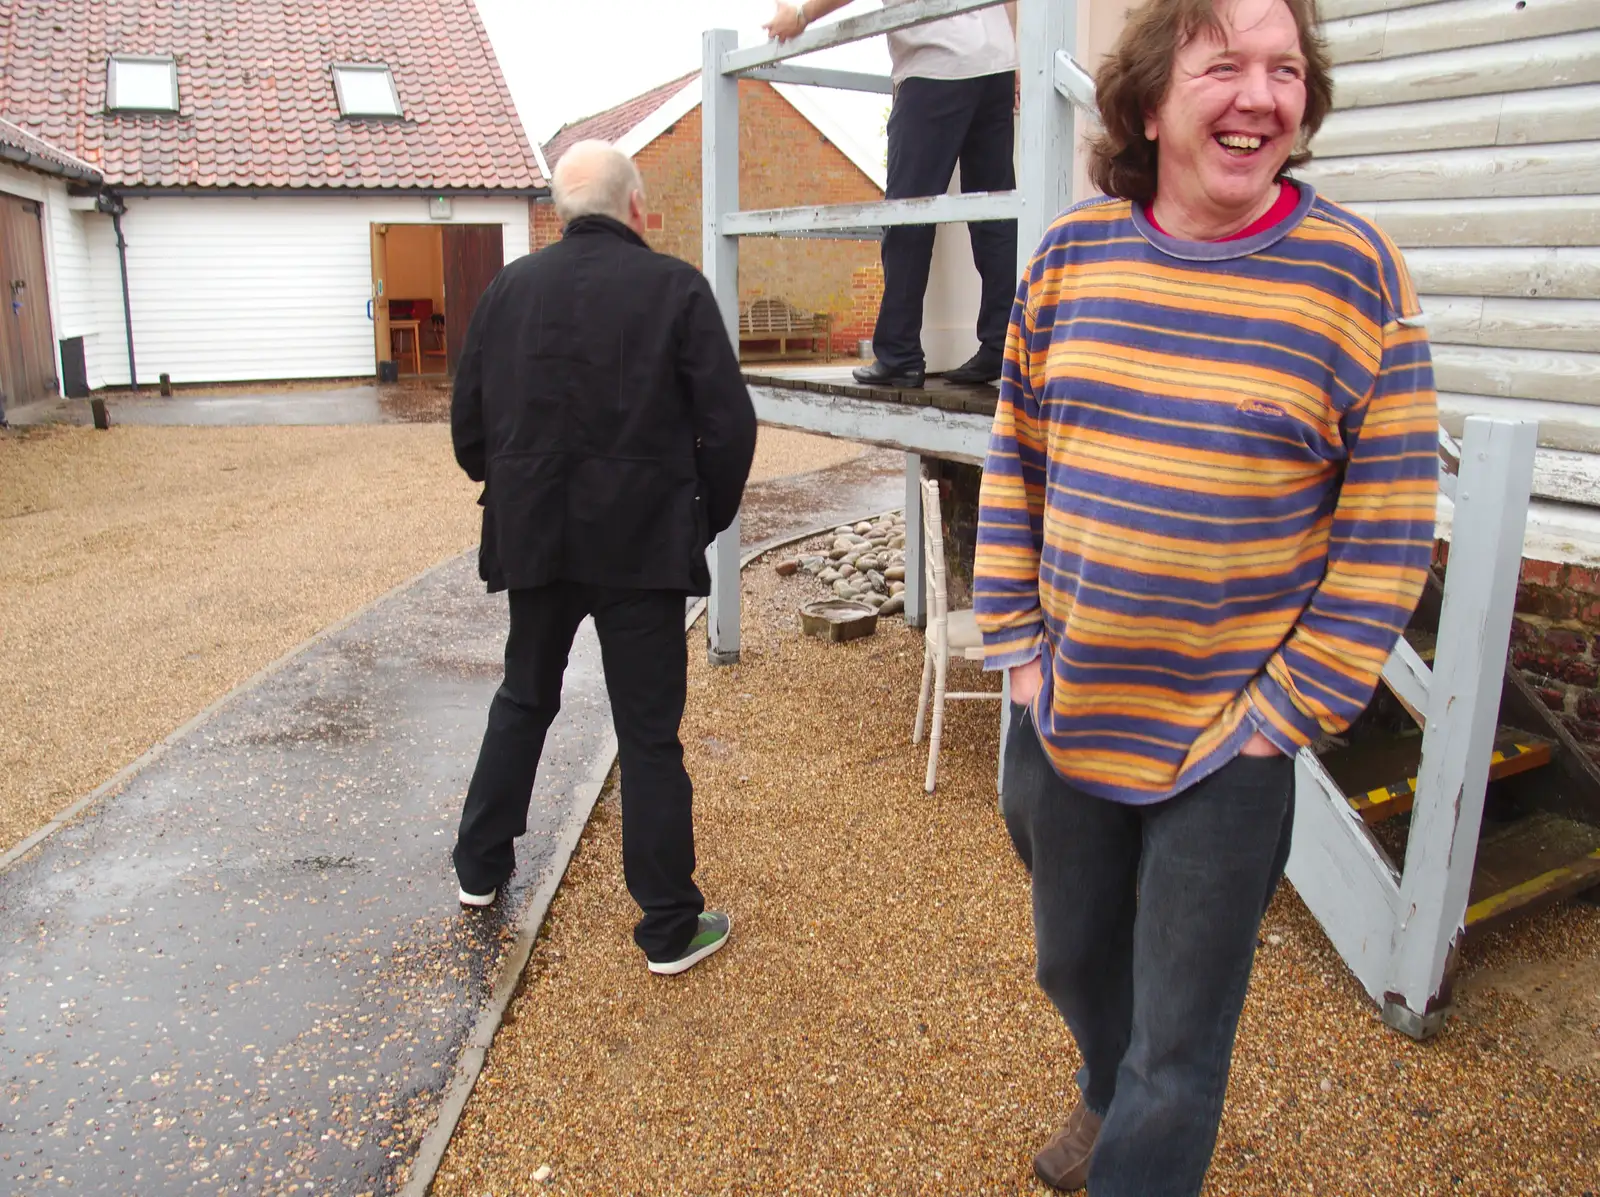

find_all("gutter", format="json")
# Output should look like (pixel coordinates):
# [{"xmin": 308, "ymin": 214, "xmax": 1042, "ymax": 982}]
[
  {"xmin": 95, "ymin": 191, "xmax": 138, "ymax": 390},
  {"xmin": 0, "ymin": 142, "xmax": 102, "ymax": 185},
  {"xmin": 102, "ymin": 184, "xmax": 549, "ymax": 199}
]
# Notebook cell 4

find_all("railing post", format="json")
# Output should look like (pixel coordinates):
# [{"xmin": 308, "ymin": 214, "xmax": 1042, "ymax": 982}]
[
  {"xmin": 704, "ymin": 28, "xmax": 742, "ymax": 667},
  {"xmin": 1383, "ymin": 416, "xmax": 1537, "ymax": 1038},
  {"xmin": 903, "ymin": 453, "xmax": 926, "ymax": 629},
  {"xmin": 995, "ymin": 0, "xmax": 1076, "ymax": 789},
  {"xmin": 1015, "ymin": 0, "xmax": 1077, "ymax": 271}
]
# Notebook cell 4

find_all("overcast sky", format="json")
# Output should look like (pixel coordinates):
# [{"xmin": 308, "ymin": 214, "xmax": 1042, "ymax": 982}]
[{"xmin": 472, "ymin": 0, "xmax": 893, "ymax": 157}]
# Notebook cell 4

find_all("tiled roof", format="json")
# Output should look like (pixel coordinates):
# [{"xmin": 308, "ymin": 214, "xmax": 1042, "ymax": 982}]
[
  {"xmin": 542, "ymin": 71, "xmax": 698, "ymax": 170},
  {"xmin": 0, "ymin": 115, "xmax": 102, "ymax": 183},
  {"xmin": 0, "ymin": 1, "xmax": 542, "ymax": 191}
]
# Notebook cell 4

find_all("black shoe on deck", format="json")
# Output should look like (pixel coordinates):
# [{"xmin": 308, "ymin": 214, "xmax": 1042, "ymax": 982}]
[
  {"xmin": 942, "ymin": 349, "xmax": 1003, "ymax": 385},
  {"xmin": 852, "ymin": 360, "xmax": 925, "ymax": 389}
]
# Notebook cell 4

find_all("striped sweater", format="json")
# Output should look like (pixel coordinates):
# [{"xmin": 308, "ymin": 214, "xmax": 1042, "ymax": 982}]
[{"xmin": 975, "ymin": 185, "xmax": 1438, "ymax": 803}]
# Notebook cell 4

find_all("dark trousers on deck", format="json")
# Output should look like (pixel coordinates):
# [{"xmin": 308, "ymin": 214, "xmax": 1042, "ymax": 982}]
[
  {"xmin": 1000, "ymin": 705, "xmax": 1295, "ymax": 1197},
  {"xmin": 453, "ymin": 583, "xmax": 703, "ymax": 960},
  {"xmin": 874, "ymin": 71, "xmax": 1019, "ymax": 372}
]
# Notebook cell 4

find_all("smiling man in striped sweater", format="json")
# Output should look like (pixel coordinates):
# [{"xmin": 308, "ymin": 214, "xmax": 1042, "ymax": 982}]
[{"xmin": 974, "ymin": 0, "xmax": 1438, "ymax": 1192}]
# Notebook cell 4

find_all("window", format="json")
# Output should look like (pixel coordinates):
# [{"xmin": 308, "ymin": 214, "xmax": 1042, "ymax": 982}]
[
  {"xmin": 332, "ymin": 65, "xmax": 402, "ymax": 118},
  {"xmin": 107, "ymin": 55, "xmax": 178, "ymax": 112}
]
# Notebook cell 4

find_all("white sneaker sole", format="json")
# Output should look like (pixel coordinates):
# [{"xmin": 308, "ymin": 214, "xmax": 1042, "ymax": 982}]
[
  {"xmin": 647, "ymin": 918, "xmax": 732, "ymax": 976},
  {"xmin": 458, "ymin": 887, "xmax": 497, "ymax": 907}
]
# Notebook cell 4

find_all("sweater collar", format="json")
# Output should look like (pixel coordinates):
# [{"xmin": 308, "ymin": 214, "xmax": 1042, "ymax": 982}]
[
  {"xmin": 562, "ymin": 213, "xmax": 649, "ymax": 249},
  {"xmin": 1130, "ymin": 180, "xmax": 1316, "ymax": 261}
]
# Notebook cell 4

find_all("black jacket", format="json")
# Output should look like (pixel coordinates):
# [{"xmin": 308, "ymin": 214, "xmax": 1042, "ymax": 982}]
[{"xmin": 451, "ymin": 216, "xmax": 758, "ymax": 595}]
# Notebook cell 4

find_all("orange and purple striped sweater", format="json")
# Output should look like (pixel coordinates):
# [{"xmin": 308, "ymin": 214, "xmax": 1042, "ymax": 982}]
[{"xmin": 975, "ymin": 185, "xmax": 1438, "ymax": 803}]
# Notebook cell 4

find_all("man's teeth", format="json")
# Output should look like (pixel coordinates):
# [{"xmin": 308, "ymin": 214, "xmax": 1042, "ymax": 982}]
[{"xmin": 1218, "ymin": 134, "xmax": 1263, "ymax": 150}]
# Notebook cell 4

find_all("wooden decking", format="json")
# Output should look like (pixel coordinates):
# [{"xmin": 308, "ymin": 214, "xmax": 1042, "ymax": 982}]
[
  {"xmin": 742, "ymin": 366, "xmax": 1001, "ymax": 418},
  {"xmin": 742, "ymin": 366, "xmax": 1000, "ymax": 465}
]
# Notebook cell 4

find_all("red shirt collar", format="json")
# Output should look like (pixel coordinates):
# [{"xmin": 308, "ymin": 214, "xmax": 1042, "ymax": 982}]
[{"xmin": 1144, "ymin": 181, "xmax": 1298, "ymax": 242}]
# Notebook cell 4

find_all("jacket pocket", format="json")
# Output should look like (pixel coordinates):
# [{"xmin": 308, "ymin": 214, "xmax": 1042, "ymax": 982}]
[
  {"xmin": 485, "ymin": 451, "xmax": 565, "ymax": 583},
  {"xmin": 567, "ymin": 454, "xmax": 700, "ymax": 585}
]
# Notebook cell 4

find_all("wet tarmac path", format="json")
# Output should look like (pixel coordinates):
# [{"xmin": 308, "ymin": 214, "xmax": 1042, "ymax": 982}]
[
  {"xmin": 0, "ymin": 428, "xmax": 903, "ymax": 1195},
  {"xmin": 0, "ymin": 556, "xmax": 609, "ymax": 1195}
]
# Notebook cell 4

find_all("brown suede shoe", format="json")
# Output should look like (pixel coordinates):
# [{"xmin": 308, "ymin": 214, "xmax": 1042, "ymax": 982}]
[{"xmin": 1033, "ymin": 1101, "xmax": 1103, "ymax": 1191}]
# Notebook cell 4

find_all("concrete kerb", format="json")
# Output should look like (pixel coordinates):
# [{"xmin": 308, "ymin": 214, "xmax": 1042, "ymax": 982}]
[{"xmin": 401, "ymin": 508, "xmax": 901, "ymax": 1197}]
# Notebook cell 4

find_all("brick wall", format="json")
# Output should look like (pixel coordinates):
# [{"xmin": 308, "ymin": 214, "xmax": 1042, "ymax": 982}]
[
  {"xmin": 841, "ymin": 263, "xmax": 885, "ymax": 356},
  {"xmin": 528, "ymin": 79, "xmax": 883, "ymax": 355},
  {"xmin": 1501, "ymin": 547, "xmax": 1600, "ymax": 762},
  {"xmin": 530, "ymin": 200, "xmax": 561, "ymax": 251}
]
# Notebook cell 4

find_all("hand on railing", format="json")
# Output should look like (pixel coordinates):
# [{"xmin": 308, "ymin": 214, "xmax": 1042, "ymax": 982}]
[
  {"xmin": 766, "ymin": 0, "xmax": 850, "ymax": 43},
  {"xmin": 765, "ymin": 1, "xmax": 808, "ymax": 41}
]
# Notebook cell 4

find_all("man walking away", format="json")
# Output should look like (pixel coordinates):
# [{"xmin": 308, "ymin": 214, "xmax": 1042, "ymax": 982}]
[
  {"xmin": 766, "ymin": 0, "xmax": 1019, "ymax": 388},
  {"xmin": 450, "ymin": 140, "xmax": 758, "ymax": 977}
]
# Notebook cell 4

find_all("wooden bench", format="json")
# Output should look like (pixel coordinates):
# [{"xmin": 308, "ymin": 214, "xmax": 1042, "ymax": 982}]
[{"xmin": 738, "ymin": 297, "xmax": 832, "ymax": 362}]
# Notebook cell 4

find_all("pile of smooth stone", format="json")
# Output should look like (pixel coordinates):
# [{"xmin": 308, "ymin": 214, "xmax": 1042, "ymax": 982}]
[{"xmin": 776, "ymin": 510, "xmax": 909, "ymax": 617}]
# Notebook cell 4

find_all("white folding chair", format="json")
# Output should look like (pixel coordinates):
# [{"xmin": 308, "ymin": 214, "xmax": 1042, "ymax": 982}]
[{"xmin": 912, "ymin": 475, "xmax": 1003, "ymax": 793}]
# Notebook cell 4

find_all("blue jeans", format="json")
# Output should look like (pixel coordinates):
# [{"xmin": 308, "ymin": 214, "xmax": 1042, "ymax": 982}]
[{"xmin": 1000, "ymin": 704, "xmax": 1294, "ymax": 1197}]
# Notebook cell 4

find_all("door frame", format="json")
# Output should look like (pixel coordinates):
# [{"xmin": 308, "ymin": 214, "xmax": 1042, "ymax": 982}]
[{"xmin": 369, "ymin": 223, "xmax": 391, "ymax": 373}]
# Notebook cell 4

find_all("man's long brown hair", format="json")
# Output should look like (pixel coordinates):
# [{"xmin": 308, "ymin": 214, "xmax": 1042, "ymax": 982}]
[{"xmin": 1087, "ymin": 0, "xmax": 1333, "ymax": 205}]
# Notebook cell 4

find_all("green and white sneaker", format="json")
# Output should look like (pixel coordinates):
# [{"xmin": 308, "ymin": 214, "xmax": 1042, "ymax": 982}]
[{"xmin": 647, "ymin": 911, "xmax": 731, "ymax": 976}]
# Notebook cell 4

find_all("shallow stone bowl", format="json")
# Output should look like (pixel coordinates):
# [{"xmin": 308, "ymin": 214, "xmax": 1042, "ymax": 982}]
[{"xmin": 799, "ymin": 599, "xmax": 879, "ymax": 644}]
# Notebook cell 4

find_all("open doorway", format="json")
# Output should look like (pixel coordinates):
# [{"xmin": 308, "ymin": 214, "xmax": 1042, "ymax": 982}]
[{"xmin": 370, "ymin": 222, "xmax": 503, "ymax": 379}]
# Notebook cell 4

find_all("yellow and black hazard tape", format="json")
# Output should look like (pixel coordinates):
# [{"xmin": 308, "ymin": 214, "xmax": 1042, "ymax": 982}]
[{"xmin": 1347, "ymin": 742, "xmax": 1545, "ymax": 818}]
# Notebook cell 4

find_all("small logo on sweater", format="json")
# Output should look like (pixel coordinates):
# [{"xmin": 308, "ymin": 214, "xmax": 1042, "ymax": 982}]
[{"xmin": 1237, "ymin": 398, "xmax": 1289, "ymax": 420}]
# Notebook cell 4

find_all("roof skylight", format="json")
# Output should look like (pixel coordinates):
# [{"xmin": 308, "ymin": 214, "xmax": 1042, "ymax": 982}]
[
  {"xmin": 107, "ymin": 55, "xmax": 178, "ymax": 113},
  {"xmin": 333, "ymin": 65, "xmax": 402, "ymax": 118}
]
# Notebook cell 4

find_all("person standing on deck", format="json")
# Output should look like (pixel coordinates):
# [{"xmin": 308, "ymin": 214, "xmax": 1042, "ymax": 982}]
[
  {"xmin": 975, "ymin": 0, "xmax": 1438, "ymax": 1191},
  {"xmin": 765, "ymin": 0, "xmax": 1019, "ymax": 389},
  {"xmin": 450, "ymin": 141, "xmax": 757, "ymax": 978}
]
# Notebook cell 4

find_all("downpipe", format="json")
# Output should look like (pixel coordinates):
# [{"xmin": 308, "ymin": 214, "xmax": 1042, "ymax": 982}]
[{"xmin": 96, "ymin": 191, "xmax": 138, "ymax": 390}]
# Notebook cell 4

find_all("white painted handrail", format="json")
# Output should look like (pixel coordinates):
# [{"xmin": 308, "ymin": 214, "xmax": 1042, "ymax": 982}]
[
  {"xmin": 1381, "ymin": 637, "xmax": 1434, "ymax": 724},
  {"xmin": 723, "ymin": 191, "xmax": 1022, "ymax": 238},
  {"xmin": 743, "ymin": 64, "xmax": 894, "ymax": 94},
  {"xmin": 721, "ymin": 0, "xmax": 1009, "ymax": 76},
  {"xmin": 1053, "ymin": 50, "xmax": 1098, "ymax": 114}
]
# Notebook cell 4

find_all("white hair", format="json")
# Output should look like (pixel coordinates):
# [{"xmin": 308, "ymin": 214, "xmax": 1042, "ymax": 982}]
[{"xmin": 551, "ymin": 140, "xmax": 645, "ymax": 225}]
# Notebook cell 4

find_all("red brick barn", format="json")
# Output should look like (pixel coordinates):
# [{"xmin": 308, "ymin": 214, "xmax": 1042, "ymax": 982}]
[{"xmin": 536, "ymin": 72, "xmax": 886, "ymax": 358}]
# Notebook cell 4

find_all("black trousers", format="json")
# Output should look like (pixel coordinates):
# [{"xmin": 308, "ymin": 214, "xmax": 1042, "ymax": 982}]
[
  {"xmin": 453, "ymin": 583, "xmax": 704, "ymax": 960},
  {"xmin": 874, "ymin": 71, "xmax": 1019, "ymax": 371}
]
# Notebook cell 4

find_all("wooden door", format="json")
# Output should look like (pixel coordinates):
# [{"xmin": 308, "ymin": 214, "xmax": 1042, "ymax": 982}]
[
  {"xmin": 370, "ymin": 223, "xmax": 391, "ymax": 372},
  {"xmin": 0, "ymin": 193, "xmax": 58, "ymax": 409},
  {"xmin": 441, "ymin": 224, "xmax": 504, "ymax": 376}
]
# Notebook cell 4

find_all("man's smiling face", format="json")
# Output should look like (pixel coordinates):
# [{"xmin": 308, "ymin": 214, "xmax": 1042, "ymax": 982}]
[{"xmin": 1144, "ymin": 0, "xmax": 1308, "ymax": 234}]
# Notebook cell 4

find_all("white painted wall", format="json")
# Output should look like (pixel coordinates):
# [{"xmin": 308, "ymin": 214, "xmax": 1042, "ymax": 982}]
[
  {"xmin": 919, "ymin": 0, "xmax": 1122, "ymax": 372},
  {"xmin": 80, "ymin": 194, "xmax": 531, "ymax": 387}
]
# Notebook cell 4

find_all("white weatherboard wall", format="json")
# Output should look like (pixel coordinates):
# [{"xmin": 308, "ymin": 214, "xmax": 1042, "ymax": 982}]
[
  {"xmin": 81, "ymin": 195, "xmax": 530, "ymax": 387},
  {"xmin": 1303, "ymin": 0, "xmax": 1600, "ymax": 522}
]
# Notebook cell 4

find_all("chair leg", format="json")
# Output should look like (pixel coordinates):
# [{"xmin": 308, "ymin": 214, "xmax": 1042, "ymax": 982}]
[
  {"xmin": 924, "ymin": 650, "xmax": 948, "ymax": 794},
  {"xmin": 912, "ymin": 643, "xmax": 934, "ymax": 745}
]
